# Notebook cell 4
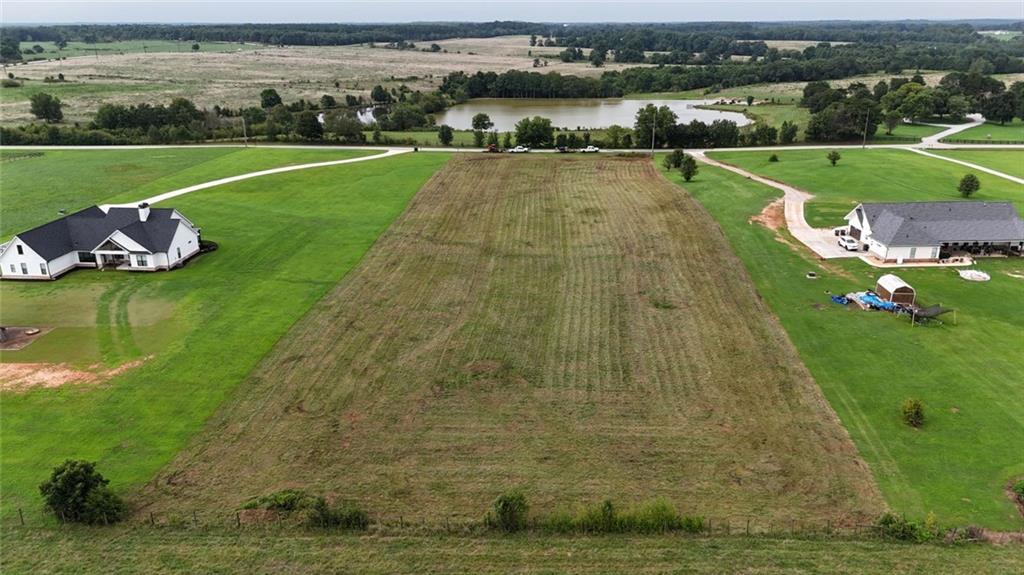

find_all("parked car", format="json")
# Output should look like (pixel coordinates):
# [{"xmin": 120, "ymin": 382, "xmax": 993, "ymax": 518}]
[
  {"xmin": 556, "ymin": 146, "xmax": 574, "ymax": 153},
  {"xmin": 837, "ymin": 236, "xmax": 860, "ymax": 251},
  {"xmin": 581, "ymin": 145, "xmax": 600, "ymax": 153},
  {"xmin": 483, "ymin": 144, "xmax": 502, "ymax": 153},
  {"xmin": 509, "ymin": 145, "xmax": 531, "ymax": 153}
]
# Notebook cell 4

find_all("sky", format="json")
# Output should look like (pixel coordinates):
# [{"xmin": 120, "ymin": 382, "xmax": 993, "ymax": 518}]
[{"xmin": 2, "ymin": 1, "xmax": 1022, "ymax": 25}]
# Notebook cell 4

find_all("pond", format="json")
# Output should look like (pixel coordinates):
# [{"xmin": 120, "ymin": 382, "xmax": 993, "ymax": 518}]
[{"xmin": 429, "ymin": 98, "xmax": 752, "ymax": 131}]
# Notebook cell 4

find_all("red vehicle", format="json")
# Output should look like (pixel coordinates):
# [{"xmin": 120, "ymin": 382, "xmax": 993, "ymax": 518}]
[{"xmin": 483, "ymin": 144, "xmax": 502, "ymax": 153}]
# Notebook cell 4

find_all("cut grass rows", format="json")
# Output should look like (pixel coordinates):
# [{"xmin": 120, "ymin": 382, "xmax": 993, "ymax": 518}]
[{"xmin": 138, "ymin": 155, "xmax": 882, "ymax": 526}]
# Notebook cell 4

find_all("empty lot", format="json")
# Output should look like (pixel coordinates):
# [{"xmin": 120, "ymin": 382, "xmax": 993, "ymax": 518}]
[{"xmin": 141, "ymin": 154, "xmax": 882, "ymax": 525}]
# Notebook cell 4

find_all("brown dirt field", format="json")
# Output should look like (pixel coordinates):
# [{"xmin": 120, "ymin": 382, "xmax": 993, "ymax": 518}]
[
  {"xmin": 139, "ymin": 155, "xmax": 883, "ymax": 525},
  {"xmin": 750, "ymin": 198, "xmax": 785, "ymax": 230},
  {"xmin": 0, "ymin": 355, "xmax": 150, "ymax": 392}
]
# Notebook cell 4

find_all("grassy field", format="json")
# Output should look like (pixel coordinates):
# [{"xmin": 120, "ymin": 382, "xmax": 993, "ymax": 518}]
[
  {"xmin": 701, "ymin": 102, "xmax": 812, "ymax": 138},
  {"xmin": 668, "ymin": 152, "xmax": 1024, "ymax": 529},
  {"xmin": 5, "ymin": 527, "xmax": 1024, "ymax": 574},
  {"xmin": 1, "ymin": 36, "xmax": 647, "ymax": 125},
  {"xmin": 708, "ymin": 148, "xmax": 1024, "ymax": 227},
  {"xmin": 0, "ymin": 150, "xmax": 450, "ymax": 521},
  {"xmin": 945, "ymin": 119, "xmax": 1024, "ymax": 142},
  {"xmin": 0, "ymin": 147, "xmax": 378, "ymax": 239},
  {"xmin": 930, "ymin": 150, "xmax": 1024, "ymax": 178},
  {"xmin": 135, "ymin": 154, "xmax": 881, "ymax": 526},
  {"xmin": 17, "ymin": 40, "xmax": 257, "ymax": 61},
  {"xmin": 872, "ymin": 123, "xmax": 945, "ymax": 142}
]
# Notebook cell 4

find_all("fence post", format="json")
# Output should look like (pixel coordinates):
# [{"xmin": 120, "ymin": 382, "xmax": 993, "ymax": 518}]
[
  {"xmin": 192, "ymin": 510, "xmax": 198, "ymax": 527},
  {"xmin": 149, "ymin": 511, "xmax": 155, "ymax": 526},
  {"xmin": 18, "ymin": 508, "xmax": 24, "ymax": 526},
  {"xmin": 746, "ymin": 518, "xmax": 750, "ymax": 536},
  {"xmin": 236, "ymin": 512, "xmax": 241, "ymax": 528}
]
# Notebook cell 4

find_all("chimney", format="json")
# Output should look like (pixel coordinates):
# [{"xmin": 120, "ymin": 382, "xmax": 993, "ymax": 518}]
[{"xmin": 138, "ymin": 202, "xmax": 150, "ymax": 222}]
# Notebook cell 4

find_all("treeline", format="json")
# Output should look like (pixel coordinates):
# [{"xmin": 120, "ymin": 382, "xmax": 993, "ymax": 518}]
[
  {"xmin": 0, "ymin": 22, "xmax": 543, "ymax": 49},
  {"xmin": 800, "ymin": 71, "xmax": 1024, "ymax": 142},
  {"xmin": 441, "ymin": 70, "xmax": 621, "ymax": 100}
]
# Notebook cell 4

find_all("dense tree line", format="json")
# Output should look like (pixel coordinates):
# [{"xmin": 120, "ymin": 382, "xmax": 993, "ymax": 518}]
[{"xmin": 441, "ymin": 70, "xmax": 621, "ymax": 99}]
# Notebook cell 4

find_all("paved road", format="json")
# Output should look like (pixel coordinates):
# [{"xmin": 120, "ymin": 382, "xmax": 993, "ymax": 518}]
[
  {"xmin": 917, "ymin": 114, "xmax": 986, "ymax": 148},
  {"xmin": 101, "ymin": 148, "xmax": 409, "ymax": 208}
]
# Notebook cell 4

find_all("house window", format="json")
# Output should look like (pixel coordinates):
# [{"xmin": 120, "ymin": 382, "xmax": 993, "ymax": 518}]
[
  {"xmin": 176, "ymin": 247, "xmax": 181, "ymax": 260},
  {"xmin": 909, "ymin": 247, "xmax": 917, "ymax": 259},
  {"xmin": 16, "ymin": 245, "xmax": 23, "ymax": 255},
  {"xmin": 9, "ymin": 264, "xmax": 15, "ymax": 273},
  {"xmin": 20, "ymin": 263, "xmax": 28, "ymax": 275},
  {"xmin": 78, "ymin": 251, "xmax": 96, "ymax": 263},
  {"xmin": 40, "ymin": 263, "xmax": 47, "ymax": 275},
  {"xmin": 136, "ymin": 255, "xmax": 148, "ymax": 267}
]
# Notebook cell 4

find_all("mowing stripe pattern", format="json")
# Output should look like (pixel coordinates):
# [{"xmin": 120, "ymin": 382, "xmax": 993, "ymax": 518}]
[{"xmin": 143, "ymin": 155, "xmax": 883, "ymax": 524}]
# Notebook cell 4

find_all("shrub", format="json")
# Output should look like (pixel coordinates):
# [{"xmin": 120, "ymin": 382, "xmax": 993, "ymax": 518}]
[
  {"xmin": 241, "ymin": 488, "xmax": 316, "ymax": 512},
  {"xmin": 1, "ymin": 78, "xmax": 21, "ymax": 88},
  {"xmin": 542, "ymin": 498, "xmax": 704, "ymax": 534},
  {"xmin": 769, "ymin": 153, "xmax": 779, "ymax": 162},
  {"xmin": 1012, "ymin": 479, "xmax": 1024, "ymax": 502},
  {"xmin": 490, "ymin": 490, "xmax": 529, "ymax": 532},
  {"xmin": 664, "ymin": 148, "xmax": 686, "ymax": 169},
  {"xmin": 306, "ymin": 497, "xmax": 369, "ymax": 530},
  {"xmin": 958, "ymin": 173, "xmax": 980, "ymax": 198},
  {"xmin": 901, "ymin": 398, "xmax": 925, "ymax": 428},
  {"xmin": 874, "ymin": 512, "xmax": 935, "ymax": 542},
  {"xmin": 827, "ymin": 150, "xmax": 841, "ymax": 166},
  {"xmin": 39, "ymin": 460, "xmax": 126, "ymax": 524}
]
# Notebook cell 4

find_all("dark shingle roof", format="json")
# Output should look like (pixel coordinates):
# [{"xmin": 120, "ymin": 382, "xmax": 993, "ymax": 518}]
[
  {"xmin": 861, "ymin": 201, "xmax": 1024, "ymax": 247},
  {"xmin": 15, "ymin": 205, "xmax": 187, "ymax": 261}
]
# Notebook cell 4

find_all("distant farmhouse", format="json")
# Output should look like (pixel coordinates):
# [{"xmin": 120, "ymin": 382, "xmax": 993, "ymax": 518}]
[
  {"xmin": 0, "ymin": 203, "xmax": 201, "ymax": 280},
  {"xmin": 844, "ymin": 201, "xmax": 1024, "ymax": 263}
]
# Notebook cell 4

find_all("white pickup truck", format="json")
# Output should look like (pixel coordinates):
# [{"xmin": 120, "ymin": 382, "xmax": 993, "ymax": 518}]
[{"xmin": 509, "ymin": 145, "xmax": 531, "ymax": 153}]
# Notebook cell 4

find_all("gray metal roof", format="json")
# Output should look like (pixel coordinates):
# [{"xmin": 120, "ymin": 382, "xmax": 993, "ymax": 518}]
[
  {"xmin": 15, "ymin": 206, "xmax": 186, "ymax": 261},
  {"xmin": 859, "ymin": 201, "xmax": 1024, "ymax": 247}
]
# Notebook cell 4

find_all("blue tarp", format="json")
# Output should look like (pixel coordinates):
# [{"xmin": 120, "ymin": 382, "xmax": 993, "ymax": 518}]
[
  {"xmin": 830, "ymin": 295, "xmax": 849, "ymax": 305},
  {"xmin": 859, "ymin": 292, "xmax": 899, "ymax": 311}
]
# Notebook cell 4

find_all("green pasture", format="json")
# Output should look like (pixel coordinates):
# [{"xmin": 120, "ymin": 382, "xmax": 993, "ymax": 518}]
[
  {"xmin": 665, "ymin": 151, "xmax": 1024, "ymax": 529},
  {"xmin": 708, "ymin": 148, "xmax": 1024, "ymax": 227}
]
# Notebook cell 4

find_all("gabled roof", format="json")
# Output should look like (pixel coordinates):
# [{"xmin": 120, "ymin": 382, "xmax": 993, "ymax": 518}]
[
  {"xmin": 877, "ymin": 274, "xmax": 914, "ymax": 294},
  {"xmin": 13, "ymin": 205, "xmax": 191, "ymax": 261},
  {"xmin": 857, "ymin": 201, "xmax": 1024, "ymax": 247}
]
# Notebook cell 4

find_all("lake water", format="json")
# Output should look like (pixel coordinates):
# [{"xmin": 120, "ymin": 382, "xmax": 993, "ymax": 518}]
[{"xmin": 430, "ymin": 99, "xmax": 751, "ymax": 131}]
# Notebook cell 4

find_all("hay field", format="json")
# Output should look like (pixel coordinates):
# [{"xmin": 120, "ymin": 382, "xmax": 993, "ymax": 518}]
[
  {"xmin": 1, "ymin": 36, "xmax": 646, "ymax": 124},
  {"xmin": 140, "ymin": 154, "xmax": 882, "ymax": 525}
]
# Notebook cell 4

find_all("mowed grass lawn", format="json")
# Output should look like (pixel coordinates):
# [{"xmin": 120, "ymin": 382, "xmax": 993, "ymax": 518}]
[
  {"xmin": 5, "ymin": 528, "xmax": 1024, "ymax": 575},
  {"xmin": 0, "ymin": 150, "xmax": 450, "ymax": 521},
  {"xmin": 137, "ymin": 154, "xmax": 881, "ymax": 526},
  {"xmin": 709, "ymin": 148, "xmax": 1024, "ymax": 228},
  {"xmin": 931, "ymin": 150, "xmax": 1024, "ymax": 179},
  {"xmin": 666, "ymin": 153, "xmax": 1024, "ymax": 529},
  {"xmin": 0, "ymin": 147, "xmax": 376, "ymax": 238},
  {"xmin": 945, "ymin": 119, "xmax": 1024, "ymax": 142}
]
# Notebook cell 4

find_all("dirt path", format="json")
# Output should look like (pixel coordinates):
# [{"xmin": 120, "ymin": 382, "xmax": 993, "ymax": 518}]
[
  {"xmin": 138, "ymin": 155, "xmax": 883, "ymax": 525},
  {"xmin": 906, "ymin": 147, "xmax": 1024, "ymax": 185},
  {"xmin": 690, "ymin": 151, "xmax": 854, "ymax": 260},
  {"xmin": 101, "ymin": 148, "xmax": 409, "ymax": 208}
]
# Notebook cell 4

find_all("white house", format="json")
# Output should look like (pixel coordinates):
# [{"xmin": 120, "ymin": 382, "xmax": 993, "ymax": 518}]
[
  {"xmin": 844, "ymin": 201, "xmax": 1024, "ymax": 263},
  {"xmin": 0, "ymin": 203, "xmax": 201, "ymax": 280}
]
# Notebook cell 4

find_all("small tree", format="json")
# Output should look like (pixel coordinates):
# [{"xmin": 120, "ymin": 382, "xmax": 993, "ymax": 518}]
[
  {"xmin": 901, "ymin": 398, "xmax": 925, "ymax": 428},
  {"xmin": 746, "ymin": 95, "xmax": 754, "ymax": 106},
  {"xmin": 29, "ymin": 92, "xmax": 63, "ymax": 122},
  {"xmin": 827, "ymin": 150, "xmax": 841, "ymax": 166},
  {"xmin": 490, "ymin": 490, "xmax": 529, "ymax": 532},
  {"xmin": 39, "ymin": 460, "xmax": 126, "ymax": 524},
  {"xmin": 473, "ymin": 130, "xmax": 485, "ymax": 147},
  {"xmin": 294, "ymin": 110, "xmax": 323, "ymax": 140},
  {"xmin": 260, "ymin": 88, "xmax": 282, "ymax": 109},
  {"xmin": 680, "ymin": 154, "xmax": 698, "ymax": 182},
  {"xmin": 319, "ymin": 94, "xmax": 337, "ymax": 109},
  {"xmin": 471, "ymin": 113, "xmax": 493, "ymax": 132},
  {"xmin": 486, "ymin": 131, "xmax": 499, "ymax": 146},
  {"xmin": 438, "ymin": 124, "xmax": 454, "ymax": 146},
  {"xmin": 769, "ymin": 153, "xmax": 779, "ymax": 162},
  {"xmin": 191, "ymin": 43, "xmax": 200, "ymax": 52},
  {"xmin": 958, "ymin": 173, "xmax": 980, "ymax": 198},
  {"xmin": 502, "ymin": 132, "xmax": 512, "ymax": 149}
]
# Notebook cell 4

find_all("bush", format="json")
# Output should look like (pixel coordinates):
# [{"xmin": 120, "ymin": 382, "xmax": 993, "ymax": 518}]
[
  {"xmin": 241, "ymin": 488, "xmax": 316, "ymax": 512},
  {"xmin": 489, "ymin": 490, "xmax": 529, "ymax": 532},
  {"xmin": 39, "ymin": 460, "xmax": 126, "ymax": 524},
  {"xmin": 873, "ymin": 512, "xmax": 935, "ymax": 542},
  {"xmin": 1, "ymin": 78, "xmax": 21, "ymax": 88},
  {"xmin": 1012, "ymin": 479, "xmax": 1024, "ymax": 502},
  {"xmin": 958, "ymin": 173, "xmax": 980, "ymax": 198},
  {"xmin": 305, "ymin": 497, "xmax": 369, "ymax": 530},
  {"xmin": 539, "ymin": 498, "xmax": 704, "ymax": 534},
  {"xmin": 901, "ymin": 398, "xmax": 925, "ymax": 428},
  {"xmin": 769, "ymin": 153, "xmax": 779, "ymax": 162}
]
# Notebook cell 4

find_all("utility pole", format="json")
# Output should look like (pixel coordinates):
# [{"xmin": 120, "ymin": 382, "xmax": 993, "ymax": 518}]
[
  {"xmin": 650, "ymin": 106, "xmax": 658, "ymax": 157},
  {"xmin": 861, "ymin": 109, "xmax": 871, "ymax": 149}
]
